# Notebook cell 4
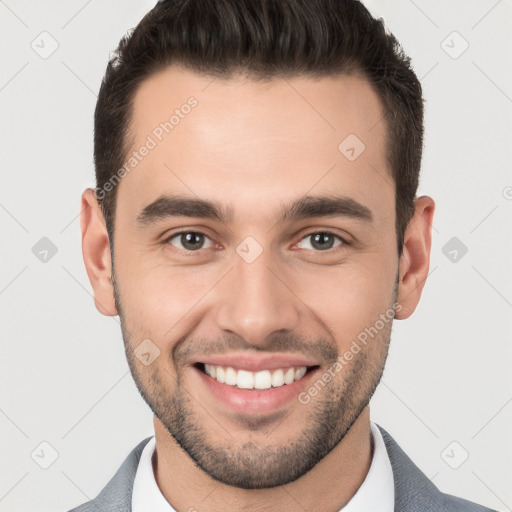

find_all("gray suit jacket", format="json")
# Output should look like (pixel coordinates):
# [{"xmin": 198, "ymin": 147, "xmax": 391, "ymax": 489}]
[{"xmin": 68, "ymin": 425, "xmax": 497, "ymax": 512}]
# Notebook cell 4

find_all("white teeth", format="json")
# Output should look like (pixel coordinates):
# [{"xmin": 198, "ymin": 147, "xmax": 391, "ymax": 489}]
[
  {"xmin": 237, "ymin": 370, "xmax": 254, "ymax": 389},
  {"xmin": 203, "ymin": 364, "xmax": 309, "ymax": 390},
  {"xmin": 254, "ymin": 370, "xmax": 272, "ymax": 390},
  {"xmin": 225, "ymin": 367, "xmax": 237, "ymax": 385},
  {"xmin": 284, "ymin": 368, "xmax": 295, "ymax": 385},
  {"xmin": 216, "ymin": 366, "xmax": 225, "ymax": 384},
  {"xmin": 271, "ymin": 369, "xmax": 284, "ymax": 387},
  {"xmin": 295, "ymin": 367, "xmax": 307, "ymax": 380},
  {"xmin": 204, "ymin": 364, "xmax": 216, "ymax": 378}
]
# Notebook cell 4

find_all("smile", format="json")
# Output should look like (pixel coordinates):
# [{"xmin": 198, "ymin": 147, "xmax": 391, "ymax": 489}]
[{"xmin": 199, "ymin": 363, "xmax": 312, "ymax": 390}]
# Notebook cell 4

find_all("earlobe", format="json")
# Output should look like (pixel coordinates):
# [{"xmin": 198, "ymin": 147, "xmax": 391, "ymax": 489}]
[
  {"xmin": 395, "ymin": 195, "xmax": 435, "ymax": 320},
  {"xmin": 80, "ymin": 188, "xmax": 118, "ymax": 316}
]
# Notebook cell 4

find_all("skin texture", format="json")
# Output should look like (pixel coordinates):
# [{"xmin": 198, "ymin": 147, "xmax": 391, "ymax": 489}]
[{"xmin": 81, "ymin": 65, "xmax": 435, "ymax": 511}]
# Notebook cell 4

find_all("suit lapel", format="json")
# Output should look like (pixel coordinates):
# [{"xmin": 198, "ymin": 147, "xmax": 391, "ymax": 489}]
[
  {"xmin": 87, "ymin": 436, "xmax": 152, "ymax": 512},
  {"xmin": 378, "ymin": 424, "xmax": 442, "ymax": 512}
]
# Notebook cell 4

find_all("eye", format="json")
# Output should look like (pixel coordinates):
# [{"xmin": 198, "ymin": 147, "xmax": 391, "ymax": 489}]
[
  {"xmin": 163, "ymin": 230, "xmax": 347, "ymax": 254},
  {"xmin": 165, "ymin": 231, "xmax": 215, "ymax": 252},
  {"xmin": 296, "ymin": 231, "xmax": 346, "ymax": 251}
]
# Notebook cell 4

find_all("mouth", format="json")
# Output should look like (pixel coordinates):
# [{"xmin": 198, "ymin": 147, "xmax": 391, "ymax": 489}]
[
  {"xmin": 194, "ymin": 362, "xmax": 320, "ymax": 391},
  {"xmin": 191, "ymin": 360, "xmax": 321, "ymax": 416}
]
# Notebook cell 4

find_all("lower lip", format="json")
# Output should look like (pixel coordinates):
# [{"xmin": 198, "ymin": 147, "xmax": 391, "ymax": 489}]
[{"xmin": 192, "ymin": 365, "xmax": 319, "ymax": 415}]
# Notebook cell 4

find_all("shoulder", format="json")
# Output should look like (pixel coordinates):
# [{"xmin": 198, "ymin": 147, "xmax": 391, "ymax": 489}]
[
  {"xmin": 66, "ymin": 436, "xmax": 153, "ymax": 512},
  {"xmin": 377, "ymin": 425, "xmax": 497, "ymax": 512}
]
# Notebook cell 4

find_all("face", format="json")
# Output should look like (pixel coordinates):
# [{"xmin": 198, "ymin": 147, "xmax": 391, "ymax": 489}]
[{"xmin": 95, "ymin": 66, "xmax": 407, "ymax": 488}]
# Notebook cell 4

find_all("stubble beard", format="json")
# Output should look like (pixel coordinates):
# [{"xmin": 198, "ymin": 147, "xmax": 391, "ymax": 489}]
[{"xmin": 114, "ymin": 270, "xmax": 396, "ymax": 489}]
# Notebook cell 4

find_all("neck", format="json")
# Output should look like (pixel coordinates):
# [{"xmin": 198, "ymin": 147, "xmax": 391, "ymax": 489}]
[{"xmin": 152, "ymin": 407, "xmax": 373, "ymax": 512}]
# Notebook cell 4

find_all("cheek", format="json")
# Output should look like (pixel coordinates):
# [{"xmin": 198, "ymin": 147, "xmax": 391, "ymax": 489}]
[
  {"xmin": 115, "ymin": 253, "xmax": 217, "ymax": 340},
  {"xmin": 293, "ymin": 258, "xmax": 396, "ymax": 347}
]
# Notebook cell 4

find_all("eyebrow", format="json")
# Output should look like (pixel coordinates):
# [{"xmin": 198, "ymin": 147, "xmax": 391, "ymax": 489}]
[{"xmin": 135, "ymin": 193, "xmax": 374, "ymax": 226}]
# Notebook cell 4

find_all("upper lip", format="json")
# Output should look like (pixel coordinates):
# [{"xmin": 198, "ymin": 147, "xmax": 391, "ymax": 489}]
[{"xmin": 195, "ymin": 353, "xmax": 319, "ymax": 372}]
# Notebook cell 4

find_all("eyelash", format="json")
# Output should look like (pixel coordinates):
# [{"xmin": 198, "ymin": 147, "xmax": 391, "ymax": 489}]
[{"xmin": 163, "ymin": 230, "xmax": 349, "ymax": 254}]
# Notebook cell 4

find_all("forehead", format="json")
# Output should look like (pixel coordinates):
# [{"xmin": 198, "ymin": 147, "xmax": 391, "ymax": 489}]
[
  {"xmin": 120, "ymin": 64, "xmax": 393, "ymax": 229},
  {"xmin": 130, "ymin": 66, "xmax": 386, "ymax": 153}
]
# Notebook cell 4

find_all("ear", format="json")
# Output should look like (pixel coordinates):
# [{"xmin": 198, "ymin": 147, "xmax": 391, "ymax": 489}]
[
  {"xmin": 395, "ymin": 195, "xmax": 435, "ymax": 320},
  {"xmin": 80, "ymin": 188, "xmax": 118, "ymax": 316}
]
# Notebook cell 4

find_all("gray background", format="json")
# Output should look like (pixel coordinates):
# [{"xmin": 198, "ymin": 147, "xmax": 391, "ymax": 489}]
[{"xmin": 0, "ymin": 0, "xmax": 511, "ymax": 511}]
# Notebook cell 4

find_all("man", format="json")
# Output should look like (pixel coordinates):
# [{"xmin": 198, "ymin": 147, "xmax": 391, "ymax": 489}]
[{"xmin": 70, "ymin": 0, "xmax": 496, "ymax": 510}]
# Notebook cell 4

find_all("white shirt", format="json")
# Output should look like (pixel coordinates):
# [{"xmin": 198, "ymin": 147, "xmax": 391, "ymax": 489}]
[{"xmin": 132, "ymin": 421, "xmax": 395, "ymax": 511}]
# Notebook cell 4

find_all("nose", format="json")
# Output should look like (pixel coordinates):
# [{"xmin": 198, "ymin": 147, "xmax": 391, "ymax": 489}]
[{"xmin": 214, "ymin": 245, "xmax": 301, "ymax": 347}]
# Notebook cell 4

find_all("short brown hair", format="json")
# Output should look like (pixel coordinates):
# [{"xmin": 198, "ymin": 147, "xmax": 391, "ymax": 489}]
[{"xmin": 94, "ymin": 0, "xmax": 424, "ymax": 256}]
